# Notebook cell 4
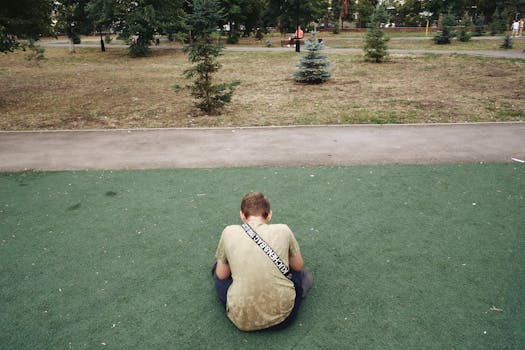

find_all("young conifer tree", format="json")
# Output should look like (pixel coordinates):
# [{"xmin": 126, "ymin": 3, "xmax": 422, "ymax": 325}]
[
  {"xmin": 433, "ymin": 13, "xmax": 456, "ymax": 45},
  {"xmin": 500, "ymin": 34, "xmax": 513, "ymax": 49},
  {"xmin": 294, "ymin": 32, "xmax": 331, "ymax": 84},
  {"xmin": 363, "ymin": 6, "xmax": 389, "ymax": 63},
  {"xmin": 184, "ymin": 0, "xmax": 239, "ymax": 113}
]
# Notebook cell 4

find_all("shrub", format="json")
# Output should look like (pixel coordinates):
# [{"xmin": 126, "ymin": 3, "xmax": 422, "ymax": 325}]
[
  {"xmin": 226, "ymin": 32, "xmax": 240, "ymax": 44},
  {"xmin": 458, "ymin": 28, "xmax": 472, "ymax": 42},
  {"xmin": 333, "ymin": 22, "xmax": 340, "ymax": 34},
  {"xmin": 500, "ymin": 35, "xmax": 513, "ymax": 49},
  {"xmin": 23, "ymin": 39, "xmax": 45, "ymax": 64}
]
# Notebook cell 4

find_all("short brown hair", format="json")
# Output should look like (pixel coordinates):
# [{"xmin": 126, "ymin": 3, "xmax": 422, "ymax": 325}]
[{"xmin": 241, "ymin": 192, "xmax": 271, "ymax": 219}]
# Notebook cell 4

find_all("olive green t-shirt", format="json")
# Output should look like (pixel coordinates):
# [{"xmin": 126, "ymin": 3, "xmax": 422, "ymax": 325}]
[{"xmin": 215, "ymin": 219, "xmax": 301, "ymax": 331}]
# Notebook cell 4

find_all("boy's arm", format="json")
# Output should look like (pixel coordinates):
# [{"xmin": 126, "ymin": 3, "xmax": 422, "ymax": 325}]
[
  {"xmin": 290, "ymin": 251, "xmax": 304, "ymax": 271},
  {"xmin": 215, "ymin": 259, "xmax": 231, "ymax": 280}
]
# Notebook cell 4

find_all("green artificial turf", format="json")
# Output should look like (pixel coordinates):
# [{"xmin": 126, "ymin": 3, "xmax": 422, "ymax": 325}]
[{"xmin": 1, "ymin": 164, "xmax": 524, "ymax": 349}]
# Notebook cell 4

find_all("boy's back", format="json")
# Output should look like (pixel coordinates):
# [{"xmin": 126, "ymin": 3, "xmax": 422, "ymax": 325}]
[{"xmin": 216, "ymin": 219, "xmax": 301, "ymax": 330}]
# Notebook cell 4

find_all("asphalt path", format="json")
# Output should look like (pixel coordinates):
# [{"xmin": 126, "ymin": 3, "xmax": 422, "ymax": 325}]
[
  {"xmin": 40, "ymin": 37, "xmax": 525, "ymax": 60},
  {"xmin": 1, "ymin": 123, "xmax": 524, "ymax": 171}
]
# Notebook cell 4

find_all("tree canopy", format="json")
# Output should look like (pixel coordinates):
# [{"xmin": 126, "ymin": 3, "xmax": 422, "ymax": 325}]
[
  {"xmin": 0, "ymin": 0, "xmax": 54, "ymax": 52},
  {"xmin": 2, "ymin": 0, "xmax": 525, "ymax": 55}
]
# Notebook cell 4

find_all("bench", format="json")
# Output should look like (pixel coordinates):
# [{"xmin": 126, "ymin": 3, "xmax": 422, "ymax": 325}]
[{"xmin": 280, "ymin": 39, "xmax": 305, "ymax": 47}]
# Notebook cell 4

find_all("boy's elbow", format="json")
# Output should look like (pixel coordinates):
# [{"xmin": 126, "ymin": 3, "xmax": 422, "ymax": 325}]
[
  {"xmin": 215, "ymin": 260, "xmax": 231, "ymax": 280},
  {"xmin": 290, "ymin": 254, "xmax": 304, "ymax": 271}
]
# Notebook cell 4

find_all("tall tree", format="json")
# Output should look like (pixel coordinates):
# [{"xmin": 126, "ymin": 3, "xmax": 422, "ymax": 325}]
[
  {"xmin": 113, "ymin": 0, "xmax": 187, "ymax": 57},
  {"xmin": 356, "ymin": 0, "xmax": 379, "ymax": 28},
  {"xmin": 265, "ymin": 0, "xmax": 328, "ymax": 33},
  {"xmin": 0, "ymin": 0, "xmax": 54, "ymax": 52},
  {"xmin": 85, "ymin": 0, "xmax": 117, "ymax": 51},
  {"xmin": 55, "ymin": 0, "xmax": 94, "ymax": 53}
]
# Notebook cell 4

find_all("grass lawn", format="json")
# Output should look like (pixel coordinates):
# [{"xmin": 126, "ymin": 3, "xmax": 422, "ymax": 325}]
[
  {"xmin": 1, "ymin": 43, "xmax": 524, "ymax": 130},
  {"xmin": 1, "ymin": 163, "xmax": 524, "ymax": 349}
]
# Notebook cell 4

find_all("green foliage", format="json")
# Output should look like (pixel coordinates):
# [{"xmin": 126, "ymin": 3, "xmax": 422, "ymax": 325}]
[
  {"xmin": 0, "ymin": 0, "xmax": 53, "ymax": 52},
  {"xmin": 364, "ymin": 26, "xmax": 389, "ymax": 63},
  {"xmin": 22, "ymin": 39, "xmax": 46, "ymax": 64},
  {"xmin": 363, "ymin": 7, "xmax": 389, "ymax": 63},
  {"xmin": 0, "ymin": 26, "xmax": 19, "ymax": 53},
  {"xmin": 265, "ymin": 0, "xmax": 329, "ymax": 33},
  {"xmin": 184, "ymin": 0, "xmax": 240, "ymax": 113},
  {"xmin": 333, "ymin": 22, "xmax": 340, "ymax": 34},
  {"xmin": 500, "ymin": 35, "xmax": 513, "ymax": 49},
  {"xmin": 226, "ymin": 32, "xmax": 240, "ymax": 44},
  {"xmin": 489, "ymin": 9, "xmax": 507, "ymax": 35},
  {"xmin": 86, "ymin": 0, "xmax": 117, "ymax": 34},
  {"xmin": 355, "ymin": 0, "xmax": 376, "ymax": 28},
  {"xmin": 458, "ymin": 16, "xmax": 472, "ymax": 42},
  {"xmin": 474, "ymin": 16, "xmax": 485, "ymax": 36},
  {"xmin": 433, "ymin": 14, "xmax": 456, "ymax": 45},
  {"xmin": 294, "ymin": 32, "xmax": 331, "ymax": 84},
  {"xmin": 55, "ymin": 0, "xmax": 93, "ymax": 46},
  {"xmin": 458, "ymin": 28, "xmax": 472, "ymax": 42}
]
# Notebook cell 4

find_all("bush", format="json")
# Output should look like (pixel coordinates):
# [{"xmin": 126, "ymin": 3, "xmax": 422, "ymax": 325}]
[
  {"xmin": 500, "ymin": 35, "xmax": 513, "ymax": 49},
  {"xmin": 226, "ymin": 33, "xmax": 240, "ymax": 44},
  {"xmin": 458, "ymin": 28, "xmax": 472, "ymax": 42},
  {"xmin": 129, "ymin": 41, "xmax": 150, "ymax": 57},
  {"xmin": 23, "ymin": 39, "xmax": 45, "ymax": 64},
  {"xmin": 333, "ymin": 22, "xmax": 340, "ymax": 34}
]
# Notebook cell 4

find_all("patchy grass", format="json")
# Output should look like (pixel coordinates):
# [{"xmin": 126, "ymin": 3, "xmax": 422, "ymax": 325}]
[{"xmin": 0, "ymin": 46, "xmax": 524, "ymax": 130}]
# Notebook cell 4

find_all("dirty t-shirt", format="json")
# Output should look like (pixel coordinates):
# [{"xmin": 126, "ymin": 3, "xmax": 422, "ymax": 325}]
[{"xmin": 215, "ymin": 219, "xmax": 301, "ymax": 331}]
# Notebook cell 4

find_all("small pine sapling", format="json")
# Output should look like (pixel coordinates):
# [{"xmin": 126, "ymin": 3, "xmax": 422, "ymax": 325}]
[
  {"xmin": 183, "ymin": 0, "xmax": 240, "ymax": 113},
  {"xmin": 363, "ymin": 7, "xmax": 390, "ymax": 63},
  {"xmin": 500, "ymin": 35, "xmax": 513, "ymax": 49},
  {"xmin": 434, "ymin": 14, "xmax": 456, "ymax": 45},
  {"xmin": 294, "ymin": 32, "xmax": 331, "ymax": 84}
]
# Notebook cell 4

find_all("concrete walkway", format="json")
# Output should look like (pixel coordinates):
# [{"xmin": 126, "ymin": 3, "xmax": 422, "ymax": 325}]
[{"xmin": 1, "ymin": 123, "xmax": 524, "ymax": 171}]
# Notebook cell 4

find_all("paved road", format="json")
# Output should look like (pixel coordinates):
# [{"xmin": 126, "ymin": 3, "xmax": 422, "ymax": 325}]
[{"xmin": 1, "ymin": 123, "xmax": 524, "ymax": 171}]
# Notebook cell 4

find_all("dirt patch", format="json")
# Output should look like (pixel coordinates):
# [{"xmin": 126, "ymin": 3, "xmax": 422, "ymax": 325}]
[{"xmin": 0, "ymin": 47, "xmax": 524, "ymax": 130}]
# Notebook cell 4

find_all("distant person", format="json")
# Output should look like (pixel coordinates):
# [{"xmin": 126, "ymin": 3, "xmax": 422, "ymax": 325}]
[
  {"xmin": 212, "ymin": 192, "xmax": 313, "ymax": 331},
  {"xmin": 512, "ymin": 20, "xmax": 520, "ymax": 37},
  {"xmin": 519, "ymin": 19, "xmax": 524, "ymax": 36},
  {"xmin": 288, "ymin": 26, "xmax": 304, "ymax": 45}
]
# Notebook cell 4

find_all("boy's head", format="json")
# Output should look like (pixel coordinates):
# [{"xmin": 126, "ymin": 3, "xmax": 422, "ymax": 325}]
[{"xmin": 240, "ymin": 192, "xmax": 271, "ymax": 220}]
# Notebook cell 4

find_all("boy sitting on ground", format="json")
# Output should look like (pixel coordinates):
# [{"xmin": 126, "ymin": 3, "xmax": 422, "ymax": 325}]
[{"xmin": 212, "ymin": 192, "xmax": 313, "ymax": 331}]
